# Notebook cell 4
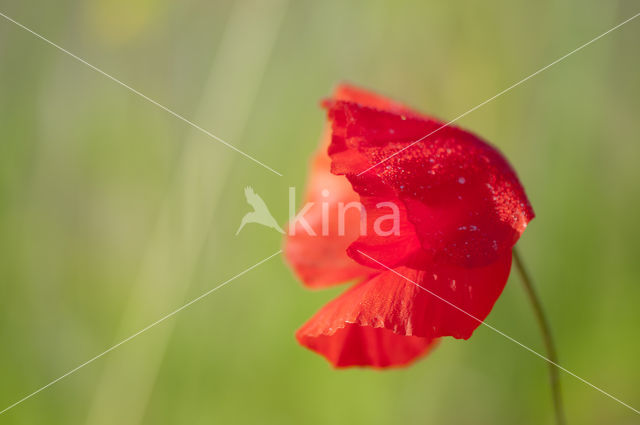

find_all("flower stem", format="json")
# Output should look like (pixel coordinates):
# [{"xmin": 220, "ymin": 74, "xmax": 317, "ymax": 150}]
[{"xmin": 512, "ymin": 247, "xmax": 566, "ymax": 425}]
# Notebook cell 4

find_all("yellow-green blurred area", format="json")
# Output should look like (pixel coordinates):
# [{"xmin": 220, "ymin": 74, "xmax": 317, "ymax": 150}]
[{"xmin": 0, "ymin": 0, "xmax": 639, "ymax": 424}]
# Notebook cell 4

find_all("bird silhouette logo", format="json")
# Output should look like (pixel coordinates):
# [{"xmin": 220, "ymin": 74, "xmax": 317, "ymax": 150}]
[{"xmin": 236, "ymin": 186, "xmax": 284, "ymax": 235}]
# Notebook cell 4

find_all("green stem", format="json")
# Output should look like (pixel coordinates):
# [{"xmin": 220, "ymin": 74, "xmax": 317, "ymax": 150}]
[{"xmin": 512, "ymin": 247, "xmax": 566, "ymax": 425}]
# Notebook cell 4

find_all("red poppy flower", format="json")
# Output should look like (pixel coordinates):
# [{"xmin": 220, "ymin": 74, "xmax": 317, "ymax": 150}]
[{"xmin": 285, "ymin": 83, "xmax": 534, "ymax": 368}]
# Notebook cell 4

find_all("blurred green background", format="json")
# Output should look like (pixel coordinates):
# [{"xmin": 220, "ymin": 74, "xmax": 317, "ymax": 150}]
[{"xmin": 1, "ymin": 0, "xmax": 639, "ymax": 424}]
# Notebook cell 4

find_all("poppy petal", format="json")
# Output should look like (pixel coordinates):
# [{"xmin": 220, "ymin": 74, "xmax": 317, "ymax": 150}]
[
  {"xmin": 284, "ymin": 84, "xmax": 414, "ymax": 288},
  {"xmin": 284, "ymin": 131, "xmax": 372, "ymax": 288},
  {"xmin": 296, "ymin": 250, "xmax": 511, "ymax": 367},
  {"xmin": 326, "ymin": 100, "xmax": 534, "ymax": 268},
  {"xmin": 298, "ymin": 323, "xmax": 436, "ymax": 369},
  {"xmin": 344, "ymin": 179, "xmax": 427, "ymax": 270}
]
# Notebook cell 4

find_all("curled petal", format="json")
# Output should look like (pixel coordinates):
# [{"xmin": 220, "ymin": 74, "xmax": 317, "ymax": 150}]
[
  {"xmin": 344, "ymin": 179, "xmax": 427, "ymax": 270},
  {"xmin": 298, "ymin": 323, "xmax": 436, "ymax": 369},
  {"xmin": 296, "ymin": 250, "xmax": 511, "ymax": 367}
]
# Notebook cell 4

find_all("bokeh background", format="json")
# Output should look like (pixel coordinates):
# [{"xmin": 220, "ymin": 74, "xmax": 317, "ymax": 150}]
[{"xmin": 1, "ymin": 0, "xmax": 639, "ymax": 424}]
